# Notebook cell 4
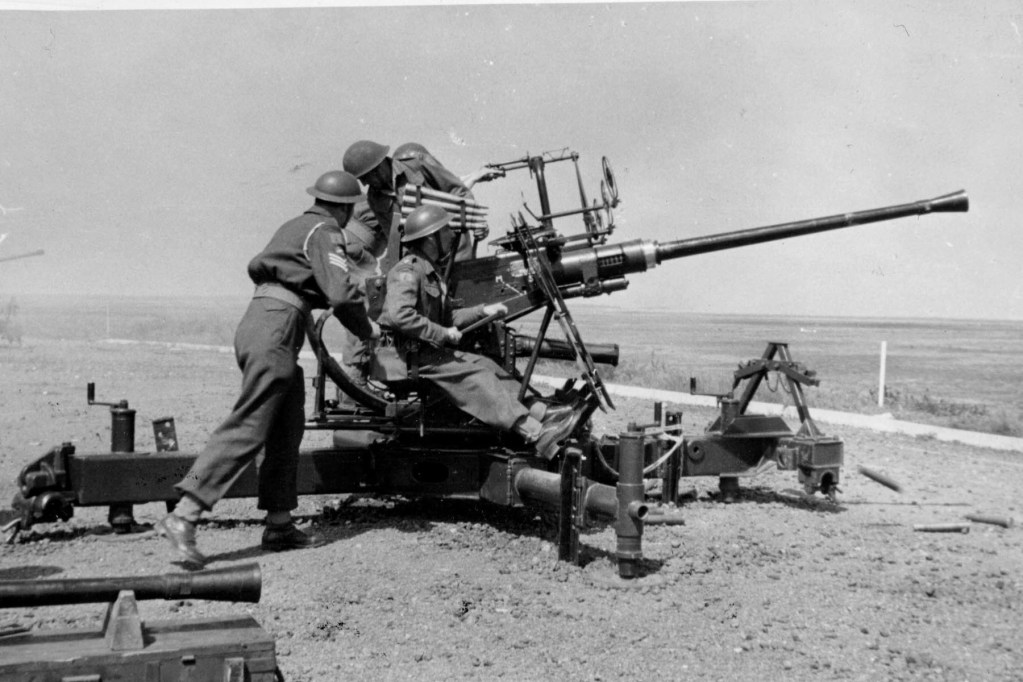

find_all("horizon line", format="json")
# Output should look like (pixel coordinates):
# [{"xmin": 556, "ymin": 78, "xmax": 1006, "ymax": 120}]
[{"xmin": 7, "ymin": 291, "xmax": 1022, "ymax": 325}]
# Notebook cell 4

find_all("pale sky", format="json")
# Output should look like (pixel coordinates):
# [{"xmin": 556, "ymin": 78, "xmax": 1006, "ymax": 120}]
[{"xmin": 1, "ymin": 1, "xmax": 1020, "ymax": 320}]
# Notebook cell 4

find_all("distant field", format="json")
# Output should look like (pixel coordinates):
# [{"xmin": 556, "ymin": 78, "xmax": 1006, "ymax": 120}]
[{"xmin": 6, "ymin": 294, "xmax": 1022, "ymax": 437}]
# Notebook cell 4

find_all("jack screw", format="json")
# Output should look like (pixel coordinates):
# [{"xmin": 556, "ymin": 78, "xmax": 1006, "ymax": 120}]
[{"xmin": 88, "ymin": 383, "xmax": 137, "ymax": 533}]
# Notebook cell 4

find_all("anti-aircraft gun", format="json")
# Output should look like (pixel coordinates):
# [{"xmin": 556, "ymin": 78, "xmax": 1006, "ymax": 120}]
[{"xmin": 8, "ymin": 149, "xmax": 968, "ymax": 578}]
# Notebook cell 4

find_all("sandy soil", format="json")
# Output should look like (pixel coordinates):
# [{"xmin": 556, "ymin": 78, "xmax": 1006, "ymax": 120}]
[{"xmin": 1, "ymin": 339, "xmax": 1021, "ymax": 680}]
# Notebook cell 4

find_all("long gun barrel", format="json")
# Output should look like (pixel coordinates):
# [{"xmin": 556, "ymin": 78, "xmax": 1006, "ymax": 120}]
[
  {"xmin": 551, "ymin": 190, "xmax": 968, "ymax": 285},
  {"xmin": 0, "ymin": 562, "xmax": 261, "ymax": 607},
  {"xmin": 656, "ymin": 190, "xmax": 968, "ymax": 262},
  {"xmin": 454, "ymin": 190, "xmax": 968, "ymax": 312}
]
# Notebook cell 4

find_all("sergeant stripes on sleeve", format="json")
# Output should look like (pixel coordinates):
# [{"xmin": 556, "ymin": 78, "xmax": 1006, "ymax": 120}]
[{"xmin": 328, "ymin": 253, "xmax": 349, "ymax": 271}]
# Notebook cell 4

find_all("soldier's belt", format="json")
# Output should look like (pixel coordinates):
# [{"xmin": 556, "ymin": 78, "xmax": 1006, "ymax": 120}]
[{"xmin": 253, "ymin": 283, "xmax": 312, "ymax": 317}]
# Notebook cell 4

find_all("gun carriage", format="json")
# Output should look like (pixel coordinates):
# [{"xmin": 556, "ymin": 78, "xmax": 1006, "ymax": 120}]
[{"xmin": 7, "ymin": 149, "xmax": 968, "ymax": 578}]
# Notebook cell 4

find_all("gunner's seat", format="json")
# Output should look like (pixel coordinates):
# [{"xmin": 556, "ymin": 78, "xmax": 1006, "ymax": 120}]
[{"xmin": 367, "ymin": 345, "xmax": 420, "ymax": 398}]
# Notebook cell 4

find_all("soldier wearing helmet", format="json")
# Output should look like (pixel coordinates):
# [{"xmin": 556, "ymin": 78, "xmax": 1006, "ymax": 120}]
[
  {"xmin": 392, "ymin": 142, "xmax": 468, "ymax": 205},
  {"xmin": 342, "ymin": 139, "xmax": 502, "ymax": 267},
  {"xmin": 159, "ymin": 170, "xmax": 380, "ymax": 566},
  {"xmin": 393, "ymin": 142, "xmax": 505, "ymax": 195},
  {"xmin": 392, "ymin": 141, "xmax": 504, "ymax": 261},
  {"xmin": 378, "ymin": 204, "xmax": 581, "ymax": 460},
  {"xmin": 339, "ymin": 139, "xmax": 468, "ymax": 403}
]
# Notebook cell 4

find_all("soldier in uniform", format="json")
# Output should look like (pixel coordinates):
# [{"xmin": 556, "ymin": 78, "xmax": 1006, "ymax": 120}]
[
  {"xmin": 393, "ymin": 141, "xmax": 504, "ymax": 192},
  {"xmin": 391, "ymin": 141, "xmax": 503, "ymax": 262},
  {"xmin": 342, "ymin": 139, "xmax": 503, "ymax": 269},
  {"xmin": 378, "ymin": 204, "xmax": 581, "ymax": 459},
  {"xmin": 339, "ymin": 139, "xmax": 495, "ymax": 404},
  {"xmin": 342, "ymin": 139, "xmax": 435, "ymax": 275},
  {"xmin": 158, "ymin": 170, "xmax": 380, "ymax": 566}
]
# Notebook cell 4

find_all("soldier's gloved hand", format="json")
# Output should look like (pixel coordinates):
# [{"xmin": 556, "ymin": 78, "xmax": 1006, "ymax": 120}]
[
  {"xmin": 482, "ymin": 303, "xmax": 508, "ymax": 318},
  {"xmin": 460, "ymin": 166, "xmax": 506, "ymax": 189},
  {"xmin": 445, "ymin": 326, "xmax": 463, "ymax": 345},
  {"xmin": 368, "ymin": 321, "xmax": 381, "ymax": 341},
  {"xmin": 474, "ymin": 167, "xmax": 505, "ymax": 183}
]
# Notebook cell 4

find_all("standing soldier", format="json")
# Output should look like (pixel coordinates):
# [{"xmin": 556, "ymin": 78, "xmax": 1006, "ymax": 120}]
[
  {"xmin": 158, "ymin": 170, "xmax": 380, "ymax": 567},
  {"xmin": 378, "ymin": 204, "xmax": 582, "ymax": 459}
]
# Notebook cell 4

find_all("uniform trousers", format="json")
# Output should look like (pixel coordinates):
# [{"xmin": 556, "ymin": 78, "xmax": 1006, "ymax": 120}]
[
  {"xmin": 340, "ymin": 328, "xmax": 373, "ymax": 369},
  {"xmin": 175, "ymin": 296, "xmax": 307, "ymax": 512},
  {"xmin": 408, "ymin": 345, "xmax": 530, "ymax": 430}
]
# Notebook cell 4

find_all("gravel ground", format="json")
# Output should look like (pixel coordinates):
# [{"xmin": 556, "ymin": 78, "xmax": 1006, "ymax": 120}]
[{"xmin": 1, "ymin": 339, "xmax": 1021, "ymax": 680}]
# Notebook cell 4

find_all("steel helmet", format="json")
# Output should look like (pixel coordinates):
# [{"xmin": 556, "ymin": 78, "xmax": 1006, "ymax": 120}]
[
  {"xmin": 393, "ymin": 142, "xmax": 430, "ymax": 161},
  {"xmin": 402, "ymin": 204, "xmax": 451, "ymax": 243},
  {"xmin": 306, "ymin": 170, "xmax": 363, "ymax": 204},
  {"xmin": 343, "ymin": 140, "xmax": 390, "ymax": 179}
]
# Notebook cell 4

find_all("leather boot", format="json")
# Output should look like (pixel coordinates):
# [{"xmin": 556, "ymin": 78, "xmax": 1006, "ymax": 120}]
[
  {"xmin": 262, "ymin": 522, "xmax": 327, "ymax": 552},
  {"xmin": 527, "ymin": 400, "xmax": 574, "ymax": 422},
  {"xmin": 534, "ymin": 408, "xmax": 582, "ymax": 460},
  {"xmin": 157, "ymin": 513, "xmax": 207, "ymax": 567},
  {"xmin": 541, "ymin": 403, "xmax": 574, "ymax": 421}
]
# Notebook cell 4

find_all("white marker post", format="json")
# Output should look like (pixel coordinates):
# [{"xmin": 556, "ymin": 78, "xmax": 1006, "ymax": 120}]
[{"xmin": 878, "ymin": 341, "xmax": 888, "ymax": 407}]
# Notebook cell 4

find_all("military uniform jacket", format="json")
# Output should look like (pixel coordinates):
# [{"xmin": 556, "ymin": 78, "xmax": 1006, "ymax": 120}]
[
  {"xmin": 247, "ymin": 205, "xmax": 373, "ymax": 339},
  {"xmin": 351, "ymin": 203, "xmax": 391, "ymax": 260},
  {"xmin": 362, "ymin": 159, "xmax": 425, "ymax": 240},
  {"xmin": 379, "ymin": 254, "xmax": 486, "ymax": 350}
]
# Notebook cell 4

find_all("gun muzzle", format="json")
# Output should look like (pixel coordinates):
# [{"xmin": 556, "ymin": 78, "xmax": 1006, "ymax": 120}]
[{"xmin": 924, "ymin": 190, "xmax": 969, "ymax": 213}]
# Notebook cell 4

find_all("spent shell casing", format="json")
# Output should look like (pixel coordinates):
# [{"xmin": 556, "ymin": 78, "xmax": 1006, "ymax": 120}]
[
  {"xmin": 857, "ymin": 465, "xmax": 903, "ymax": 493},
  {"xmin": 913, "ymin": 523, "xmax": 970, "ymax": 533},
  {"xmin": 965, "ymin": 514, "xmax": 1015, "ymax": 528}
]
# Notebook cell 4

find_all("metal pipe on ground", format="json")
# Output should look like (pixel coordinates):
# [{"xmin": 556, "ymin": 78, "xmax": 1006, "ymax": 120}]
[{"xmin": 0, "ymin": 563, "xmax": 262, "ymax": 608}]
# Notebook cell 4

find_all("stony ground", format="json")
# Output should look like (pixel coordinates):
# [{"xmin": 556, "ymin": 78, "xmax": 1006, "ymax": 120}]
[{"xmin": 1, "ymin": 339, "xmax": 1021, "ymax": 680}]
